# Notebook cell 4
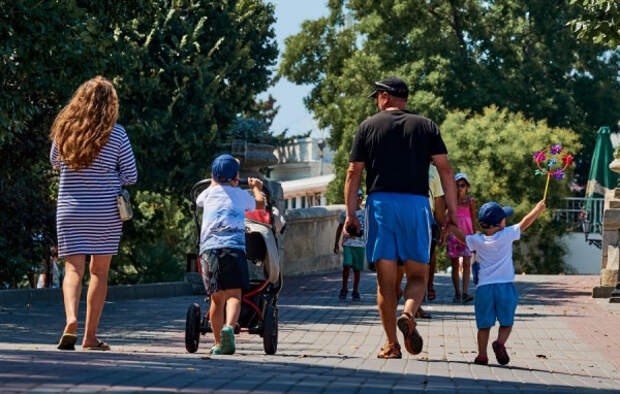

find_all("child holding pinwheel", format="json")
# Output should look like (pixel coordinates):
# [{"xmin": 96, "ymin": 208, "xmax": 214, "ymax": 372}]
[{"xmin": 447, "ymin": 200, "xmax": 546, "ymax": 366}]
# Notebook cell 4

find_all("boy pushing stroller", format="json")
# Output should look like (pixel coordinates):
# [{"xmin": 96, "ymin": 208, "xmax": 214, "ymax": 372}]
[{"xmin": 195, "ymin": 154, "xmax": 264, "ymax": 355}]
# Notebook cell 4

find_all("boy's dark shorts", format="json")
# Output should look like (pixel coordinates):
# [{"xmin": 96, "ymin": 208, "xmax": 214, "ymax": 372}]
[{"xmin": 200, "ymin": 248, "xmax": 249, "ymax": 295}]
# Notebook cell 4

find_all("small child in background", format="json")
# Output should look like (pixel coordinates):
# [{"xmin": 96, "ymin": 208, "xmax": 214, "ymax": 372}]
[
  {"xmin": 446, "ymin": 173, "xmax": 477, "ymax": 303},
  {"xmin": 334, "ymin": 189, "xmax": 366, "ymax": 301},
  {"xmin": 448, "ymin": 200, "xmax": 546, "ymax": 366}
]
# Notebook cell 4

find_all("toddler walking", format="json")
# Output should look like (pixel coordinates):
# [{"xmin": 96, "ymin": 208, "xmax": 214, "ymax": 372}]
[{"xmin": 449, "ymin": 200, "xmax": 546, "ymax": 365}]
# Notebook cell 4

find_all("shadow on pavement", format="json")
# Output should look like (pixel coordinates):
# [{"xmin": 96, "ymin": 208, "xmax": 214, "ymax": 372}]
[{"xmin": 1, "ymin": 348, "xmax": 617, "ymax": 393}]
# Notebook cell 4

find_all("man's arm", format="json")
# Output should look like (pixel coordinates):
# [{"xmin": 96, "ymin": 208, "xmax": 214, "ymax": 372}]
[
  {"xmin": 432, "ymin": 154, "xmax": 458, "ymax": 226},
  {"xmin": 344, "ymin": 162, "xmax": 364, "ymax": 235},
  {"xmin": 519, "ymin": 200, "xmax": 546, "ymax": 232}
]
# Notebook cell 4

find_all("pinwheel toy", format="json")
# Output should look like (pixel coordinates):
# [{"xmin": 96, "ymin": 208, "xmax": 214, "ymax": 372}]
[{"xmin": 533, "ymin": 145, "xmax": 573, "ymax": 201}]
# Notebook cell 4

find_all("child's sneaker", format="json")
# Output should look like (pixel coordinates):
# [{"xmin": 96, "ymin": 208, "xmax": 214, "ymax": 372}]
[
  {"xmin": 492, "ymin": 340, "xmax": 510, "ymax": 365},
  {"xmin": 210, "ymin": 345, "xmax": 222, "ymax": 355},
  {"xmin": 474, "ymin": 355, "xmax": 488, "ymax": 365},
  {"xmin": 220, "ymin": 325, "xmax": 236, "ymax": 355},
  {"xmin": 352, "ymin": 291, "xmax": 360, "ymax": 301},
  {"xmin": 339, "ymin": 288, "xmax": 347, "ymax": 300}
]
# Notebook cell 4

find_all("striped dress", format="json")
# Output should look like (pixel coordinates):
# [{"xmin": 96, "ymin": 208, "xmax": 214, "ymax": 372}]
[{"xmin": 50, "ymin": 124, "xmax": 138, "ymax": 257}]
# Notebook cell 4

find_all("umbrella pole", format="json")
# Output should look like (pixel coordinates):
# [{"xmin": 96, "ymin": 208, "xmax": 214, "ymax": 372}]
[{"xmin": 543, "ymin": 173, "xmax": 551, "ymax": 201}]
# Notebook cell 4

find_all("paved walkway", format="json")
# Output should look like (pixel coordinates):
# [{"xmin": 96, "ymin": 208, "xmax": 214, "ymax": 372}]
[{"xmin": 1, "ymin": 273, "xmax": 620, "ymax": 393}]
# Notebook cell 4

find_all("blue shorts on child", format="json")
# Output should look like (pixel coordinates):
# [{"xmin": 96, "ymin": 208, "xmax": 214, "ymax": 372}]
[{"xmin": 474, "ymin": 282, "xmax": 518, "ymax": 329}]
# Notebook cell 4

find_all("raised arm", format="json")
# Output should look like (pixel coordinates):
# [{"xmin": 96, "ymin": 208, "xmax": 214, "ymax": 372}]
[
  {"xmin": 248, "ymin": 177, "xmax": 265, "ymax": 210},
  {"xmin": 519, "ymin": 200, "xmax": 546, "ymax": 232}
]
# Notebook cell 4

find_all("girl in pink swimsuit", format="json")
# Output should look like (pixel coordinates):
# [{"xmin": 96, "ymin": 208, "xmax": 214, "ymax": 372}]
[{"xmin": 446, "ymin": 173, "xmax": 477, "ymax": 303}]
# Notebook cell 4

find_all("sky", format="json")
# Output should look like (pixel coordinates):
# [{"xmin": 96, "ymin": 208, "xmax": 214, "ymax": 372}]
[{"xmin": 263, "ymin": 1, "xmax": 330, "ymax": 138}]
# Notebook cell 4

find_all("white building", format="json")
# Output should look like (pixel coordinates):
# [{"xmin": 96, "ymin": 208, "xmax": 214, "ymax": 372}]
[{"xmin": 269, "ymin": 138, "xmax": 335, "ymax": 209}]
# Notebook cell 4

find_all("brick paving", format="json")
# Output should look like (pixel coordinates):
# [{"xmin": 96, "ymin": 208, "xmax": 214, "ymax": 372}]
[{"xmin": 1, "ymin": 273, "xmax": 619, "ymax": 393}]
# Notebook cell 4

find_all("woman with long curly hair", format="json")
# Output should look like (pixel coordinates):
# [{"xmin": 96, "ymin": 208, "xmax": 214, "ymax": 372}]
[{"xmin": 51, "ymin": 76, "xmax": 137, "ymax": 351}]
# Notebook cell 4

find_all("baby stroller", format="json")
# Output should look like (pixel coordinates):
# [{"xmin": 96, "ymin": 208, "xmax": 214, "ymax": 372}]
[{"xmin": 185, "ymin": 178, "xmax": 284, "ymax": 355}]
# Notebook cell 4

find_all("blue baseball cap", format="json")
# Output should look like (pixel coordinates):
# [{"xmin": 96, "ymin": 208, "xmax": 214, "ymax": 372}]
[
  {"xmin": 357, "ymin": 189, "xmax": 364, "ymax": 196},
  {"xmin": 478, "ymin": 202, "xmax": 514, "ymax": 228},
  {"xmin": 212, "ymin": 154, "xmax": 240, "ymax": 183}
]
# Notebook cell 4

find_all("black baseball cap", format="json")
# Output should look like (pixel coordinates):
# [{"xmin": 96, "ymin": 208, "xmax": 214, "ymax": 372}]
[{"xmin": 368, "ymin": 77, "xmax": 409, "ymax": 99}]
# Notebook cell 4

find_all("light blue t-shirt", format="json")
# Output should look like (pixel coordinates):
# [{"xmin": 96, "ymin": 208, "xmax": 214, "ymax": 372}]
[
  {"xmin": 196, "ymin": 185, "xmax": 255, "ymax": 254},
  {"xmin": 465, "ymin": 224, "xmax": 521, "ymax": 287}
]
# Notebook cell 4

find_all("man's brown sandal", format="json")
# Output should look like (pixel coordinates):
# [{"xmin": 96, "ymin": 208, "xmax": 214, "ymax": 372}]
[
  {"xmin": 377, "ymin": 342, "xmax": 402, "ymax": 359},
  {"xmin": 397, "ymin": 311, "xmax": 423, "ymax": 355}
]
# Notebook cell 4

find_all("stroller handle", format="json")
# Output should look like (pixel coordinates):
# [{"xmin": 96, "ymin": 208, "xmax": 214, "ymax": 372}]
[{"xmin": 190, "ymin": 178, "xmax": 271, "ymax": 210}]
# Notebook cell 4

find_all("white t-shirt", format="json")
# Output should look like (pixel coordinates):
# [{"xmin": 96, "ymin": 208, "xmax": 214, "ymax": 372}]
[
  {"xmin": 196, "ymin": 185, "xmax": 256, "ymax": 253},
  {"xmin": 338, "ymin": 208, "xmax": 366, "ymax": 248},
  {"xmin": 465, "ymin": 224, "xmax": 521, "ymax": 287}
]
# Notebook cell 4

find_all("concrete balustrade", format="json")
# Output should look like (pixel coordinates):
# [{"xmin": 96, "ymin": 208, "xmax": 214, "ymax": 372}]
[{"xmin": 281, "ymin": 205, "xmax": 345, "ymax": 276}]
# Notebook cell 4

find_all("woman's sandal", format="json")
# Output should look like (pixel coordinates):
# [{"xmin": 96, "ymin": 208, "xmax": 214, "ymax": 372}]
[
  {"xmin": 57, "ymin": 332, "xmax": 77, "ymax": 351},
  {"xmin": 377, "ymin": 342, "xmax": 402, "ymax": 359},
  {"xmin": 397, "ymin": 311, "xmax": 423, "ymax": 355},
  {"xmin": 82, "ymin": 341, "xmax": 111, "ymax": 351}
]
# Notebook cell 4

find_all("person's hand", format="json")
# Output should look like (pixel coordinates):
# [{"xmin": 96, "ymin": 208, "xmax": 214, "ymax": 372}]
[
  {"xmin": 439, "ymin": 226, "xmax": 449, "ymax": 246},
  {"xmin": 248, "ymin": 177, "xmax": 263, "ymax": 190},
  {"xmin": 334, "ymin": 244, "xmax": 340, "ymax": 254},
  {"xmin": 536, "ymin": 200, "xmax": 546, "ymax": 213},
  {"xmin": 344, "ymin": 215, "xmax": 361, "ymax": 237}
]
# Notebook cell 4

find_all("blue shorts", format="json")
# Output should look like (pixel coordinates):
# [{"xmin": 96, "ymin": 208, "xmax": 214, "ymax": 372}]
[
  {"xmin": 366, "ymin": 192, "xmax": 432, "ymax": 264},
  {"xmin": 474, "ymin": 282, "xmax": 518, "ymax": 329}
]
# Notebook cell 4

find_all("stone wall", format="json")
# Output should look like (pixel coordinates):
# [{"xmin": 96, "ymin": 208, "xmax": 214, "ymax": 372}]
[
  {"xmin": 594, "ymin": 188, "xmax": 620, "ymax": 297},
  {"xmin": 281, "ymin": 205, "xmax": 344, "ymax": 276}
]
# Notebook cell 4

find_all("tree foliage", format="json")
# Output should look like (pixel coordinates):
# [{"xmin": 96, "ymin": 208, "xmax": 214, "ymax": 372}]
[
  {"xmin": 439, "ymin": 106, "xmax": 582, "ymax": 273},
  {"xmin": 0, "ymin": 0, "xmax": 278, "ymax": 286},
  {"xmin": 568, "ymin": 0, "xmax": 620, "ymax": 47},
  {"xmin": 281, "ymin": 0, "xmax": 620, "ymax": 203}
]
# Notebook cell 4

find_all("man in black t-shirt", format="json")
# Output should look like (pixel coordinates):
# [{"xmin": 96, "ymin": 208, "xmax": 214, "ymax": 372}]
[{"xmin": 344, "ymin": 77, "xmax": 458, "ymax": 359}]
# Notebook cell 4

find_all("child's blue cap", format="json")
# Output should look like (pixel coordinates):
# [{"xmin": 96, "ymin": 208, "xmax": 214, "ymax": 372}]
[
  {"xmin": 478, "ymin": 202, "xmax": 514, "ymax": 228},
  {"xmin": 357, "ymin": 189, "xmax": 364, "ymax": 196},
  {"xmin": 212, "ymin": 154, "xmax": 240, "ymax": 183}
]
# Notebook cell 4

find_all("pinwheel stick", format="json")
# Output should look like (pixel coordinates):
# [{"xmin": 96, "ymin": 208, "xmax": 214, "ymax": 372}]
[{"xmin": 543, "ymin": 173, "xmax": 551, "ymax": 201}]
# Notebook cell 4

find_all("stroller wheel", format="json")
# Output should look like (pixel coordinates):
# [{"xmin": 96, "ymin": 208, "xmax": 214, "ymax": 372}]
[
  {"xmin": 262, "ymin": 303, "xmax": 278, "ymax": 355},
  {"xmin": 185, "ymin": 303, "xmax": 201, "ymax": 353}
]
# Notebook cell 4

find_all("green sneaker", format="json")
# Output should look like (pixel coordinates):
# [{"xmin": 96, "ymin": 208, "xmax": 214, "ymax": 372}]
[
  {"xmin": 220, "ymin": 325, "xmax": 236, "ymax": 355},
  {"xmin": 210, "ymin": 345, "xmax": 222, "ymax": 355}
]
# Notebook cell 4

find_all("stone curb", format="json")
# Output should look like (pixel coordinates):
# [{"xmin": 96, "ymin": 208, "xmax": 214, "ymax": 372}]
[{"xmin": 0, "ymin": 281, "xmax": 193, "ymax": 306}]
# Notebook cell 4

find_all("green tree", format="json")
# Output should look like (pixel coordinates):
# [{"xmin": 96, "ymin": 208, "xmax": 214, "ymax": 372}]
[
  {"xmin": 568, "ymin": 0, "xmax": 620, "ymax": 47},
  {"xmin": 281, "ymin": 0, "xmax": 620, "ymax": 203},
  {"xmin": 440, "ymin": 106, "xmax": 582, "ymax": 273},
  {"xmin": 0, "ymin": 0, "xmax": 278, "ymax": 286}
]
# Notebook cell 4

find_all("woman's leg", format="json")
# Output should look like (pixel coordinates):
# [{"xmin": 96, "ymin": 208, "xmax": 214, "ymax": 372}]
[
  {"xmin": 462, "ymin": 256, "xmax": 471, "ymax": 295},
  {"xmin": 82, "ymin": 255, "xmax": 111, "ymax": 347},
  {"xmin": 62, "ymin": 255, "xmax": 86, "ymax": 334}
]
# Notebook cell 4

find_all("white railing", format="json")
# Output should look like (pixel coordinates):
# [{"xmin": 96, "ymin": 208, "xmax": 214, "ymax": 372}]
[{"xmin": 552, "ymin": 197, "xmax": 604, "ymax": 233}]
